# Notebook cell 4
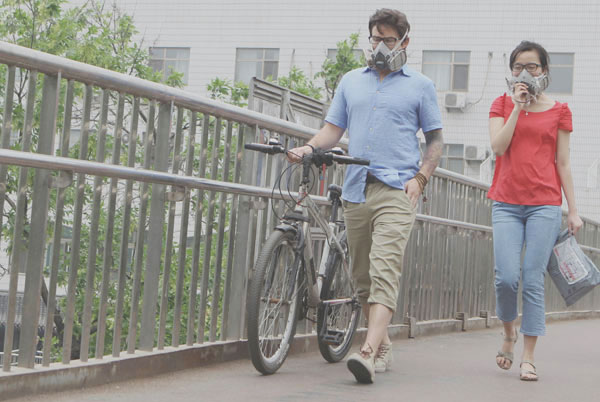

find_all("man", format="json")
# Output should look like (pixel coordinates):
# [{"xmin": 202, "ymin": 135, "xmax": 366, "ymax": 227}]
[{"xmin": 288, "ymin": 8, "xmax": 443, "ymax": 383}]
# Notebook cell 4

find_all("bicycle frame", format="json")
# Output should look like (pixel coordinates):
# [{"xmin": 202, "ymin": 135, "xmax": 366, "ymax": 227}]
[{"xmin": 290, "ymin": 181, "xmax": 356, "ymax": 308}]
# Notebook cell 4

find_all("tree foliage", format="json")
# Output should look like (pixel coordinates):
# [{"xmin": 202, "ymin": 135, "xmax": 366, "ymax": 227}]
[
  {"xmin": 0, "ymin": 0, "xmax": 185, "ymax": 360},
  {"xmin": 0, "ymin": 0, "xmax": 180, "ymax": 82},
  {"xmin": 208, "ymin": 32, "xmax": 363, "ymax": 106},
  {"xmin": 207, "ymin": 77, "xmax": 249, "ymax": 107},
  {"xmin": 274, "ymin": 66, "xmax": 322, "ymax": 100},
  {"xmin": 315, "ymin": 32, "xmax": 363, "ymax": 100}
]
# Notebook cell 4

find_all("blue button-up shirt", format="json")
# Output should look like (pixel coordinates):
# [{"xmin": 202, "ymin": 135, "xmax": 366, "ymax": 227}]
[{"xmin": 325, "ymin": 66, "xmax": 442, "ymax": 203}]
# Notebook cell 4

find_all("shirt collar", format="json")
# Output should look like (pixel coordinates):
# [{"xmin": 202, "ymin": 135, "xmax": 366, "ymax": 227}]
[{"xmin": 362, "ymin": 65, "xmax": 411, "ymax": 77}]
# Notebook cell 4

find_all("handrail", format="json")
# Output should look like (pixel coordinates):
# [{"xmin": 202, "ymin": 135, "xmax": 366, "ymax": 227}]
[
  {"xmin": 0, "ymin": 41, "xmax": 321, "ymax": 143},
  {"xmin": 0, "ymin": 148, "xmax": 328, "ymax": 203},
  {"xmin": 2, "ymin": 148, "xmax": 600, "ymax": 256}
]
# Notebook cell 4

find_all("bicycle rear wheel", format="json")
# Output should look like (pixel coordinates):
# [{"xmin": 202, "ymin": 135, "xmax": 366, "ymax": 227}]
[
  {"xmin": 317, "ymin": 232, "xmax": 360, "ymax": 362},
  {"xmin": 247, "ymin": 229, "xmax": 303, "ymax": 374}
]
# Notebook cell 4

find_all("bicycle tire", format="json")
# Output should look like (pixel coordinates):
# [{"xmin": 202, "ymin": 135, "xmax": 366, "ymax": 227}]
[
  {"xmin": 317, "ymin": 232, "xmax": 360, "ymax": 362},
  {"xmin": 247, "ymin": 229, "xmax": 303, "ymax": 374}
]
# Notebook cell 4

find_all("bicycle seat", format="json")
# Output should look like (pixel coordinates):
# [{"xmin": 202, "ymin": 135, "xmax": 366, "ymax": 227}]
[{"xmin": 328, "ymin": 184, "xmax": 342, "ymax": 201}]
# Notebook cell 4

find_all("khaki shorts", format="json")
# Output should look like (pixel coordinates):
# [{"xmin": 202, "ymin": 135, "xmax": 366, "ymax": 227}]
[{"xmin": 343, "ymin": 181, "xmax": 416, "ymax": 312}]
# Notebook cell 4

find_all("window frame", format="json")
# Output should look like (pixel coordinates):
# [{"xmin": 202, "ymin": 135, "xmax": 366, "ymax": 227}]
[
  {"xmin": 149, "ymin": 47, "xmax": 191, "ymax": 85},
  {"xmin": 422, "ymin": 50, "xmax": 470, "ymax": 92},
  {"xmin": 546, "ymin": 52, "xmax": 575, "ymax": 95},
  {"xmin": 234, "ymin": 48, "xmax": 280, "ymax": 84},
  {"xmin": 421, "ymin": 142, "xmax": 465, "ymax": 174}
]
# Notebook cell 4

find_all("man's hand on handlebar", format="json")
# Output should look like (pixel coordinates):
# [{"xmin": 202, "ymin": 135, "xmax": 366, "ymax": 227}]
[{"xmin": 287, "ymin": 145, "xmax": 313, "ymax": 163}]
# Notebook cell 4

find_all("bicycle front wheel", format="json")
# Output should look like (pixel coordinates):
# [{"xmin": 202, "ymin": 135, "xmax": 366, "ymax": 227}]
[
  {"xmin": 317, "ymin": 232, "xmax": 361, "ymax": 362},
  {"xmin": 247, "ymin": 229, "xmax": 303, "ymax": 374}
]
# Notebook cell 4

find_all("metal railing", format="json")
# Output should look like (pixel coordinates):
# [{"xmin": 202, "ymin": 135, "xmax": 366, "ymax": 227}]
[{"xmin": 0, "ymin": 41, "xmax": 599, "ymax": 375}]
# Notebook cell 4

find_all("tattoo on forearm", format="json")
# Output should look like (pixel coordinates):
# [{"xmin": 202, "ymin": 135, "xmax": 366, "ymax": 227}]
[{"xmin": 422, "ymin": 129, "xmax": 444, "ymax": 177}]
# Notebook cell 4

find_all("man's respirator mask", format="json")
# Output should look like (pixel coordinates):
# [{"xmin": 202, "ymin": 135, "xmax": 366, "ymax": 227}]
[
  {"xmin": 506, "ymin": 70, "xmax": 549, "ymax": 106},
  {"xmin": 364, "ymin": 30, "xmax": 409, "ymax": 72}
]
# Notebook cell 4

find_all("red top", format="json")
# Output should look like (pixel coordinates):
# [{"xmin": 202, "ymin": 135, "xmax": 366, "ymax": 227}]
[{"xmin": 488, "ymin": 93, "xmax": 573, "ymax": 206}]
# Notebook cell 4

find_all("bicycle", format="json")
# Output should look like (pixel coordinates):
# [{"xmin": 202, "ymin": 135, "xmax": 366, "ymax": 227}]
[{"xmin": 244, "ymin": 141, "xmax": 370, "ymax": 375}]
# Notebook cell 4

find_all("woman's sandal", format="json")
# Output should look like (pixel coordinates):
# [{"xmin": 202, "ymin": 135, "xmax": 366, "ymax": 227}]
[
  {"xmin": 519, "ymin": 361, "xmax": 538, "ymax": 381},
  {"xmin": 496, "ymin": 328, "xmax": 518, "ymax": 370}
]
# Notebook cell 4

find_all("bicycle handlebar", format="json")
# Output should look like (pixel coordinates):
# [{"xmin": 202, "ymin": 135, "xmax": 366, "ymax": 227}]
[
  {"xmin": 244, "ymin": 143, "xmax": 285, "ymax": 155},
  {"xmin": 331, "ymin": 154, "xmax": 370, "ymax": 166},
  {"xmin": 244, "ymin": 143, "xmax": 370, "ymax": 166}
]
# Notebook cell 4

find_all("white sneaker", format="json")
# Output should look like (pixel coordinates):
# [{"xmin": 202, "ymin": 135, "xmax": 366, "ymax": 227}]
[
  {"xmin": 347, "ymin": 349, "xmax": 375, "ymax": 384},
  {"xmin": 374, "ymin": 343, "xmax": 393, "ymax": 373}
]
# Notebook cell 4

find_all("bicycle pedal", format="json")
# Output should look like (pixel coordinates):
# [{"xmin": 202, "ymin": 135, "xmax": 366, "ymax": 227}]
[{"xmin": 321, "ymin": 330, "xmax": 344, "ymax": 346}]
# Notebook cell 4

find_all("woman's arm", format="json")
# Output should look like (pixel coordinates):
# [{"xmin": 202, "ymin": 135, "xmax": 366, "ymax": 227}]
[
  {"xmin": 489, "ymin": 83, "xmax": 528, "ymax": 155},
  {"xmin": 556, "ymin": 129, "xmax": 584, "ymax": 235}
]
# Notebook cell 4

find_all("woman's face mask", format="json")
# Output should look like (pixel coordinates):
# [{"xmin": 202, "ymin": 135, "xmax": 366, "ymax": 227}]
[{"xmin": 506, "ymin": 69, "xmax": 549, "ymax": 105}]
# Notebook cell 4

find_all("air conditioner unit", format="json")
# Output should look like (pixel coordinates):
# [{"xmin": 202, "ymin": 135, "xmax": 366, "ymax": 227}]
[
  {"xmin": 464, "ymin": 145, "xmax": 479, "ymax": 160},
  {"xmin": 444, "ymin": 92, "xmax": 467, "ymax": 111}
]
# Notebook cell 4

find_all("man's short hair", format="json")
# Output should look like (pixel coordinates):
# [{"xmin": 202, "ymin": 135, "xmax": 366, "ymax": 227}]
[{"xmin": 368, "ymin": 9, "xmax": 410, "ymax": 38}]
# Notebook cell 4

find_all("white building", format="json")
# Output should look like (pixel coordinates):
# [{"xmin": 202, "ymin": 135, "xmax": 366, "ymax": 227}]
[{"xmin": 71, "ymin": 0, "xmax": 600, "ymax": 221}]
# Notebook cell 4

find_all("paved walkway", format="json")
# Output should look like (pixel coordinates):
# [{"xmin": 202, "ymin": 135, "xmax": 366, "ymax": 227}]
[{"xmin": 11, "ymin": 319, "xmax": 599, "ymax": 402}]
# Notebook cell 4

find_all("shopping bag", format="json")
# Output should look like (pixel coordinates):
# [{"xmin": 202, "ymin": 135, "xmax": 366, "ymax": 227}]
[{"xmin": 547, "ymin": 229, "xmax": 600, "ymax": 306}]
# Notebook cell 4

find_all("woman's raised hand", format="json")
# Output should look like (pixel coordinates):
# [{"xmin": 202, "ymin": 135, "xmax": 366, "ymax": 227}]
[{"xmin": 512, "ymin": 82, "xmax": 529, "ymax": 109}]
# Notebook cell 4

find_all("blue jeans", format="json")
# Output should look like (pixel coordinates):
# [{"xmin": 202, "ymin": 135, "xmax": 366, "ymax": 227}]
[{"xmin": 492, "ymin": 201, "xmax": 562, "ymax": 336}]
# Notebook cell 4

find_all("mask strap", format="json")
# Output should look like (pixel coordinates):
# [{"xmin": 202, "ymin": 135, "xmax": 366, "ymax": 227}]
[
  {"xmin": 391, "ymin": 29, "xmax": 409, "ymax": 53},
  {"xmin": 536, "ymin": 73, "xmax": 549, "ymax": 91}
]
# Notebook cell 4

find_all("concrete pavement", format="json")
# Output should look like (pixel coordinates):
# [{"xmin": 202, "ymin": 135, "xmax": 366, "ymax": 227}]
[{"xmin": 10, "ymin": 318, "xmax": 600, "ymax": 402}]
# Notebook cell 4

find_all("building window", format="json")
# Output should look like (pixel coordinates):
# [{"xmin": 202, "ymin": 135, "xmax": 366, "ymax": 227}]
[
  {"xmin": 149, "ymin": 47, "xmax": 190, "ymax": 85},
  {"xmin": 440, "ymin": 143, "xmax": 465, "ymax": 174},
  {"xmin": 422, "ymin": 51, "xmax": 470, "ymax": 91},
  {"xmin": 547, "ymin": 53, "xmax": 574, "ymax": 94},
  {"xmin": 421, "ymin": 142, "xmax": 465, "ymax": 174},
  {"xmin": 235, "ymin": 48, "xmax": 280, "ymax": 84},
  {"xmin": 326, "ymin": 48, "xmax": 363, "ymax": 62}
]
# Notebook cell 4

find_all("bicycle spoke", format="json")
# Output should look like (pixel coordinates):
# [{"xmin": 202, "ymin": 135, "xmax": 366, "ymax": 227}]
[{"xmin": 255, "ymin": 240, "xmax": 299, "ymax": 359}]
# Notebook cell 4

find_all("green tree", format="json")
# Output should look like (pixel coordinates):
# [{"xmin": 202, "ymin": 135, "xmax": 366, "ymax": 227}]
[
  {"xmin": 207, "ymin": 77, "xmax": 249, "ymax": 108},
  {"xmin": 207, "ymin": 68, "xmax": 321, "ymax": 108},
  {"xmin": 0, "ymin": 0, "xmax": 177, "ymax": 81},
  {"xmin": 316, "ymin": 32, "xmax": 364, "ymax": 101},
  {"xmin": 0, "ymin": 0, "xmax": 184, "ymax": 360},
  {"xmin": 273, "ymin": 66, "xmax": 321, "ymax": 100},
  {"xmin": 207, "ymin": 33, "xmax": 364, "ymax": 106}
]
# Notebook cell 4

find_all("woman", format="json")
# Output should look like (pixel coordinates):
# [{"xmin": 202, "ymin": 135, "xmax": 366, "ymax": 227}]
[{"xmin": 488, "ymin": 41, "xmax": 583, "ymax": 381}]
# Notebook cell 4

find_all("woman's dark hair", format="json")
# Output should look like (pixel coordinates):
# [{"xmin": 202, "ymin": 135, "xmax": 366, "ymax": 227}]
[
  {"xmin": 509, "ymin": 41, "xmax": 551, "ymax": 74},
  {"xmin": 368, "ymin": 9, "xmax": 410, "ymax": 38}
]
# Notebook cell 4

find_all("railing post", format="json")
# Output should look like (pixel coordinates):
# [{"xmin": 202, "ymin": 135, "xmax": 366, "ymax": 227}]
[
  {"xmin": 127, "ymin": 101, "xmax": 155, "ymax": 354},
  {"xmin": 113, "ymin": 97, "xmax": 140, "ymax": 357},
  {"xmin": 225, "ymin": 124, "xmax": 256, "ymax": 340},
  {"xmin": 172, "ymin": 111, "xmax": 197, "ymax": 347},
  {"xmin": 221, "ymin": 124, "xmax": 245, "ymax": 341},
  {"xmin": 0, "ymin": 65, "xmax": 15, "ymax": 241},
  {"xmin": 80, "ymin": 89, "xmax": 110, "ymax": 362},
  {"xmin": 139, "ymin": 101, "xmax": 172, "ymax": 351},
  {"xmin": 3, "ymin": 68, "xmax": 35, "ymax": 372},
  {"xmin": 96, "ymin": 93, "xmax": 125, "ymax": 358},
  {"xmin": 158, "ymin": 106, "xmax": 185, "ymax": 350},
  {"xmin": 18, "ymin": 73, "xmax": 60, "ymax": 368},
  {"xmin": 62, "ymin": 84, "xmax": 93, "ymax": 364},
  {"xmin": 42, "ymin": 80, "xmax": 75, "ymax": 366}
]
